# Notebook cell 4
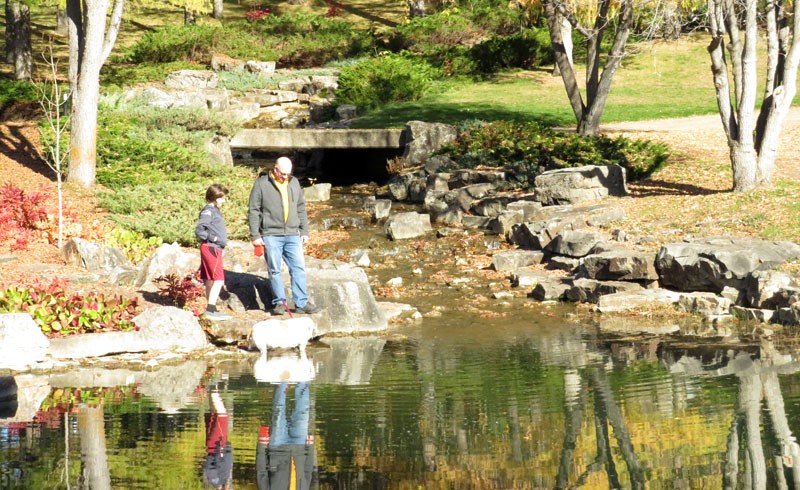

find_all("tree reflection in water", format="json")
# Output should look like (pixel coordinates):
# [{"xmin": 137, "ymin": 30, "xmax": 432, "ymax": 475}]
[{"xmin": 4, "ymin": 335, "xmax": 800, "ymax": 488}]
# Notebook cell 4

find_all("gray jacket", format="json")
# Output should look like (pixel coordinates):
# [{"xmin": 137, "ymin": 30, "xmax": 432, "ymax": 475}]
[
  {"xmin": 248, "ymin": 173, "xmax": 308, "ymax": 239},
  {"xmin": 195, "ymin": 204, "xmax": 227, "ymax": 249}
]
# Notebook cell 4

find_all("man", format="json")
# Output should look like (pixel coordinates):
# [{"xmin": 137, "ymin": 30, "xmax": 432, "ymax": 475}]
[
  {"xmin": 256, "ymin": 382, "xmax": 316, "ymax": 490},
  {"xmin": 248, "ymin": 157, "xmax": 322, "ymax": 315}
]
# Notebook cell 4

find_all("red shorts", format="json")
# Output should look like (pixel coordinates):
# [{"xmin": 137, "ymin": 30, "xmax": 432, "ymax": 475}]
[{"xmin": 199, "ymin": 243, "xmax": 225, "ymax": 281}]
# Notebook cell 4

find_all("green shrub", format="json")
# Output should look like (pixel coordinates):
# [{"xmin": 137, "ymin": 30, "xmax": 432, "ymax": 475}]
[
  {"xmin": 125, "ymin": 24, "xmax": 225, "ymax": 63},
  {"xmin": 99, "ymin": 179, "xmax": 252, "ymax": 246},
  {"xmin": 122, "ymin": 16, "xmax": 372, "ymax": 70},
  {"xmin": 385, "ymin": 5, "xmax": 529, "ymax": 75},
  {"xmin": 439, "ymin": 120, "xmax": 669, "ymax": 187},
  {"xmin": 218, "ymin": 71, "xmax": 276, "ymax": 92},
  {"xmin": 0, "ymin": 78, "xmax": 39, "ymax": 107},
  {"xmin": 247, "ymin": 14, "xmax": 373, "ymax": 68},
  {"xmin": 469, "ymin": 27, "xmax": 553, "ymax": 73},
  {"xmin": 94, "ymin": 103, "xmax": 255, "ymax": 245},
  {"xmin": 101, "ymin": 61, "xmax": 199, "ymax": 87},
  {"xmin": 336, "ymin": 54, "xmax": 441, "ymax": 110}
]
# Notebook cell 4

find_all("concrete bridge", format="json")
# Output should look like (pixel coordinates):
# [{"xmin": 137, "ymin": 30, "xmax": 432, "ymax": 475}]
[{"xmin": 230, "ymin": 128, "xmax": 405, "ymax": 150}]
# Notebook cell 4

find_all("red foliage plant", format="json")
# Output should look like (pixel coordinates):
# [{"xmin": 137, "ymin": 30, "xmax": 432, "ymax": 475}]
[
  {"xmin": 0, "ymin": 183, "xmax": 50, "ymax": 250},
  {"xmin": 154, "ymin": 273, "xmax": 205, "ymax": 309},
  {"xmin": 246, "ymin": 5, "xmax": 271, "ymax": 21},
  {"xmin": 325, "ymin": 0, "xmax": 342, "ymax": 17}
]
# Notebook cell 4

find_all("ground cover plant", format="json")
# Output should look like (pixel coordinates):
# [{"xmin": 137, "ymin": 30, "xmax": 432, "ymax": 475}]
[
  {"xmin": 94, "ymin": 97, "xmax": 256, "ymax": 245},
  {"xmin": 0, "ymin": 277, "xmax": 140, "ymax": 337}
]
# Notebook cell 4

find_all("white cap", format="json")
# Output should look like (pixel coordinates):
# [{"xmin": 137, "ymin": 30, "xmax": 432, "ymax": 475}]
[{"xmin": 276, "ymin": 157, "xmax": 293, "ymax": 174}]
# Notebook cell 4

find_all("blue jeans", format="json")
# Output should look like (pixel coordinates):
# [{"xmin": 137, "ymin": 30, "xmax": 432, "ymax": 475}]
[
  {"xmin": 263, "ymin": 235, "xmax": 308, "ymax": 309},
  {"xmin": 270, "ymin": 382, "xmax": 310, "ymax": 446}
]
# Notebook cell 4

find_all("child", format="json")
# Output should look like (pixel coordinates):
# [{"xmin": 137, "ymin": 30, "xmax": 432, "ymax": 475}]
[{"xmin": 196, "ymin": 184, "xmax": 231, "ymax": 321}]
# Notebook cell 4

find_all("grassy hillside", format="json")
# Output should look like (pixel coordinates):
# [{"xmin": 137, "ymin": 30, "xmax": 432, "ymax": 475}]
[{"xmin": 352, "ymin": 34, "xmax": 722, "ymax": 128}]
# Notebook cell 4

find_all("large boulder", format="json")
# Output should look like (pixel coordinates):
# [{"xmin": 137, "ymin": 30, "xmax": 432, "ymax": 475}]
[
  {"xmin": 565, "ymin": 278, "xmax": 644, "ymax": 303},
  {"xmin": 492, "ymin": 250, "xmax": 544, "ymax": 272},
  {"xmin": 307, "ymin": 267, "xmax": 388, "ymax": 335},
  {"xmin": 385, "ymin": 212, "xmax": 433, "ymax": 240},
  {"xmin": 62, "ymin": 237, "xmax": 131, "ymax": 275},
  {"xmin": 596, "ymin": 288, "xmax": 682, "ymax": 313},
  {"xmin": 534, "ymin": 165, "xmax": 627, "ymax": 205},
  {"xmin": 401, "ymin": 121, "xmax": 458, "ymax": 164},
  {"xmin": 165, "ymin": 69, "xmax": 218, "ymax": 89},
  {"xmin": 742, "ymin": 270, "xmax": 800, "ymax": 309},
  {"xmin": 545, "ymin": 230, "xmax": 608, "ymax": 258},
  {"xmin": 136, "ymin": 243, "xmax": 199, "ymax": 292},
  {"xmin": 0, "ymin": 314, "xmax": 49, "ymax": 371},
  {"xmin": 656, "ymin": 237, "xmax": 800, "ymax": 292}
]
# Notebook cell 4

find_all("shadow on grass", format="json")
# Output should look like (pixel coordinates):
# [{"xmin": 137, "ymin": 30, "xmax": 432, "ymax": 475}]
[
  {"xmin": 329, "ymin": 0, "xmax": 398, "ymax": 27},
  {"xmin": 629, "ymin": 178, "xmax": 729, "ymax": 197},
  {"xmin": 351, "ymin": 102, "xmax": 572, "ymax": 128}
]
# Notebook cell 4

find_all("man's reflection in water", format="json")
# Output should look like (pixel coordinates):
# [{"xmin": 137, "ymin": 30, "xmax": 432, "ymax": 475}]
[
  {"xmin": 203, "ymin": 391, "xmax": 234, "ymax": 490},
  {"xmin": 257, "ymin": 381, "xmax": 316, "ymax": 490}
]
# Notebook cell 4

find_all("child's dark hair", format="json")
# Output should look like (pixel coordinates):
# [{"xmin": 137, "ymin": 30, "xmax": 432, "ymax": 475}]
[{"xmin": 206, "ymin": 184, "xmax": 229, "ymax": 203}]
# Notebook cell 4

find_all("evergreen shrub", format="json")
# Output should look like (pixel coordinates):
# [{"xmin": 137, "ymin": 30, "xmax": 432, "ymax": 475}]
[
  {"xmin": 336, "ymin": 54, "xmax": 441, "ymax": 110},
  {"xmin": 95, "ymin": 103, "xmax": 254, "ymax": 244},
  {"xmin": 439, "ymin": 121, "xmax": 669, "ymax": 187},
  {"xmin": 469, "ymin": 27, "xmax": 553, "ymax": 73}
]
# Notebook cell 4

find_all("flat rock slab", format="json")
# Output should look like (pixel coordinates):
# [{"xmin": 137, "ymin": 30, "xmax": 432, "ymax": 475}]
[
  {"xmin": 492, "ymin": 250, "xmax": 544, "ymax": 272},
  {"xmin": 656, "ymin": 237, "xmax": 800, "ymax": 292},
  {"xmin": 596, "ymin": 288, "xmax": 682, "ymax": 313}
]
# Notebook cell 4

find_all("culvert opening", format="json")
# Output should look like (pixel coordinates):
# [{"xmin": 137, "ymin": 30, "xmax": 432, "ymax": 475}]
[{"xmin": 233, "ymin": 147, "xmax": 404, "ymax": 186}]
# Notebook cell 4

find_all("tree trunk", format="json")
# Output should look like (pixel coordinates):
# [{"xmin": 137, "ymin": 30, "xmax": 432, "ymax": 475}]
[
  {"xmin": 65, "ymin": 0, "xmax": 125, "ymax": 189},
  {"xmin": 184, "ymin": 8, "xmax": 196, "ymax": 25},
  {"xmin": 552, "ymin": 16, "xmax": 572, "ymax": 76},
  {"xmin": 8, "ymin": 1, "xmax": 32, "ymax": 81},
  {"xmin": 5, "ymin": 1, "xmax": 13, "ymax": 63},
  {"xmin": 407, "ymin": 0, "xmax": 427, "ymax": 18},
  {"xmin": 739, "ymin": 372, "xmax": 767, "ymax": 490},
  {"xmin": 56, "ymin": 7, "xmax": 69, "ymax": 36},
  {"xmin": 67, "ymin": 0, "xmax": 109, "ymax": 188},
  {"xmin": 212, "ymin": 0, "xmax": 223, "ymax": 19},
  {"xmin": 707, "ymin": 0, "xmax": 800, "ymax": 192},
  {"xmin": 730, "ymin": 140, "xmax": 758, "ymax": 192},
  {"xmin": 77, "ymin": 405, "xmax": 112, "ymax": 490},
  {"xmin": 543, "ymin": 0, "xmax": 633, "ymax": 137}
]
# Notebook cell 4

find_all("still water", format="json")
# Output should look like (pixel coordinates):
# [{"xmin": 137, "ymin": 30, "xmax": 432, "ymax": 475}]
[{"xmin": 3, "ymin": 315, "xmax": 800, "ymax": 489}]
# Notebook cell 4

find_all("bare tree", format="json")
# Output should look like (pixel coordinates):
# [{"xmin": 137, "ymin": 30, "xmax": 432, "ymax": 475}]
[
  {"xmin": 212, "ymin": 0, "xmax": 223, "ymax": 19},
  {"xmin": 707, "ymin": 0, "xmax": 800, "ymax": 191},
  {"xmin": 65, "ymin": 0, "xmax": 124, "ymax": 188},
  {"xmin": 543, "ymin": 0, "xmax": 634, "ymax": 136},
  {"xmin": 37, "ymin": 46, "xmax": 71, "ymax": 249}
]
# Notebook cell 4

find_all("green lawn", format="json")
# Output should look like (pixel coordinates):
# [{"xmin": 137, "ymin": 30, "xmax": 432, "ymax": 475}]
[{"xmin": 353, "ymin": 34, "xmax": 724, "ymax": 128}]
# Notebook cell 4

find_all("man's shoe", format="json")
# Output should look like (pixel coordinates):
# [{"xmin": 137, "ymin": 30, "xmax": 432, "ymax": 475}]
[
  {"xmin": 293, "ymin": 303, "xmax": 323, "ymax": 315},
  {"xmin": 204, "ymin": 310, "xmax": 231, "ymax": 321},
  {"xmin": 270, "ymin": 303, "xmax": 289, "ymax": 316}
]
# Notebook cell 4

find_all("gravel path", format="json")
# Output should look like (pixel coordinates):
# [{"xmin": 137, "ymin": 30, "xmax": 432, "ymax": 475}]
[{"xmin": 600, "ymin": 107, "xmax": 800, "ymax": 181}]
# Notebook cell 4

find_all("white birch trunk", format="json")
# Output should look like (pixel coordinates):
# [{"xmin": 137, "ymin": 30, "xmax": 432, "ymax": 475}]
[{"xmin": 67, "ymin": 0, "xmax": 109, "ymax": 188}]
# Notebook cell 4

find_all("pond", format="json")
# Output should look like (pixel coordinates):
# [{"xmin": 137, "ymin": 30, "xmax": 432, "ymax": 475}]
[{"xmin": 3, "ymin": 316, "xmax": 800, "ymax": 489}]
